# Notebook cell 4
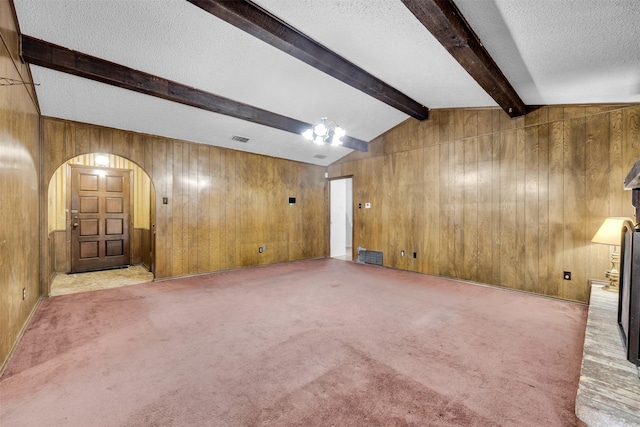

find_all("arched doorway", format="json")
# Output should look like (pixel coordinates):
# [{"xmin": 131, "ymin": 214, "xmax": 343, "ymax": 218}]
[{"xmin": 47, "ymin": 153, "xmax": 155, "ymax": 295}]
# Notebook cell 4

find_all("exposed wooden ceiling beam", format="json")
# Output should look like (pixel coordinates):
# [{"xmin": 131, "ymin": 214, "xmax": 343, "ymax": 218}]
[
  {"xmin": 20, "ymin": 35, "xmax": 368, "ymax": 152},
  {"xmin": 187, "ymin": 0, "xmax": 430, "ymax": 121},
  {"xmin": 402, "ymin": 0, "xmax": 526, "ymax": 118}
]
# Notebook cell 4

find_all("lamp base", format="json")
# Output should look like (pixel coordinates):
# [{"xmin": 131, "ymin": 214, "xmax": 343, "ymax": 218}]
[{"xmin": 603, "ymin": 249, "xmax": 620, "ymax": 292}]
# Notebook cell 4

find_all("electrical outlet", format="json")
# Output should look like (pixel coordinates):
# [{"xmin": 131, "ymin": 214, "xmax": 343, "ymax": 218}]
[
  {"xmin": 563, "ymin": 271, "xmax": 571, "ymax": 280},
  {"xmin": 401, "ymin": 250, "xmax": 405, "ymax": 257},
  {"xmin": 413, "ymin": 252, "xmax": 417, "ymax": 259},
  {"xmin": 258, "ymin": 245, "xmax": 266, "ymax": 253},
  {"xmin": 22, "ymin": 288, "xmax": 26, "ymax": 300}
]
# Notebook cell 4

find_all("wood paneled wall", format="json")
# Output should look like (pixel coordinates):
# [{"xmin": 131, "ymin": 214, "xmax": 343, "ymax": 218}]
[
  {"xmin": 329, "ymin": 105, "xmax": 640, "ymax": 303},
  {"xmin": 132, "ymin": 228, "xmax": 152, "ymax": 269},
  {"xmin": 0, "ymin": 0, "xmax": 41, "ymax": 371},
  {"xmin": 42, "ymin": 117, "xmax": 327, "ymax": 287}
]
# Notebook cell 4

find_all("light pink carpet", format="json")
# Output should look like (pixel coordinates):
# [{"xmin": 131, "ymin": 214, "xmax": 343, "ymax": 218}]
[{"xmin": 0, "ymin": 258, "xmax": 587, "ymax": 426}]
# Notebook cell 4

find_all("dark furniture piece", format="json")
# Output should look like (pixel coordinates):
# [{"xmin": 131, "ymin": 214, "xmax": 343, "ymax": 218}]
[{"xmin": 618, "ymin": 158, "xmax": 640, "ymax": 366}]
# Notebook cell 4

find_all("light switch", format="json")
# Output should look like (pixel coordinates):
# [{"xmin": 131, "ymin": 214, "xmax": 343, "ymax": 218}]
[{"xmin": 365, "ymin": 202, "xmax": 371, "ymax": 209}]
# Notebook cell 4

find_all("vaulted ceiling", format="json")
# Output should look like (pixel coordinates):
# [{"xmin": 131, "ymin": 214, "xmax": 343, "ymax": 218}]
[{"xmin": 14, "ymin": 0, "xmax": 640, "ymax": 166}]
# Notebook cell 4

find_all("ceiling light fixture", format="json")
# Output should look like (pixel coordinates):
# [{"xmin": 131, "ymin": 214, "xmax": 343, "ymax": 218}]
[
  {"xmin": 94, "ymin": 154, "xmax": 110, "ymax": 166},
  {"xmin": 302, "ymin": 117, "xmax": 345, "ymax": 146}
]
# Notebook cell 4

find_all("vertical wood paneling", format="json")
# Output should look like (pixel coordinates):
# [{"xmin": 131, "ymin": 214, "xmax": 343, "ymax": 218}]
[
  {"xmin": 383, "ymin": 150, "xmax": 423, "ymax": 271},
  {"xmin": 454, "ymin": 110, "xmax": 465, "ymax": 140},
  {"xmin": 537, "ymin": 124, "xmax": 551, "ymax": 295},
  {"xmin": 563, "ymin": 117, "xmax": 588, "ymax": 301},
  {"xmin": 477, "ymin": 110, "xmax": 493, "ymax": 136},
  {"xmin": 585, "ymin": 113, "xmax": 612, "ymax": 282},
  {"xmin": 623, "ymin": 108, "xmax": 640, "ymax": 193},
  {"xmin": 99, "ymin": 127, "xmax": 112, "ymax": 153},
  {"xmin": 152, "ymin": 137, "xmax": 168, "ymax": 278},
  {"xmin": 197, "ymin": 145, "xmax": 210, "ymax": 273},
  {"xmin": 224, "ymin": 150, "xmax": 238, "ymax": 268},
  {"xmin": 0, "ymin": 2, "xmax": 42, "ymax": 371},
  {"xmin": 524, "ymin": 126, "xmax": 539, "ymax": 293},
  {"xmin": 452, "ymin": 140, "xmax": 465, "ymax": 278},
  {"xmin": 288, "ymin": 162, "xmax": 304, "ymax": 261},
  {"xmin": 515, "ymin": 128, "xmax": 526, "ymax": 288},
  {"xmin": 188, "ymin": 143, "xmax": 199, "ymax": 274},
  {"xmin": 129, "ymin": 133, "xmax": 145, "ymax": 168},
  {"xmin": 438, "ymin": 142, "xmax": 453, "ymax": 278},
  {"xmin": 490, "ymin": 134, "xmax": 502, "ymax": 285},
  {"xmin": 463, "ymin": 138, "xmax": 478, "ymax": 281},
  {"xmin": 548, "ymin": 120, "xmax": 564, "ymax": 297},
  {"xmin": 333, "ymin": 105, "xmax": 640, "ymax": 303},
  {"xmin": 476, "ymin": 135, "xmax": 493, "ymax": 284},
  {"xmin": 609, "ymin": 111, "xmax": 624, "ymax": 215},
  {"xmin": 464, "ymin": 110, "xmax": 478, "ymax": 138},
  {"xmin": 74, "ymin": 124, "xmax": 91, "ymax": 157},
  {"xmin": 422, "ymin": 144, "xmax": 439, "ymax": 275},
  {"xmin": 42, "ymin": 117, "xmax": 327, "ymax": 283},
  {"xmin": 499, "ymin": 130, "xmax": 517, "ymax": 288},
  {"xmin": 171, "ymin": 141, "xmax": 185, "ymax": 277},
  {"xmin": 208, "ymin": 147, "xmax": 224, "ymax": 271},
  {"xmin": 38, "ymin": 104, "xmax": 640, "ymax": 306}
]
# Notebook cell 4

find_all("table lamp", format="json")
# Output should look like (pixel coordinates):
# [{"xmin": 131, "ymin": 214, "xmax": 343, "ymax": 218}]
[{"xmin": 591, "ymin": 217, "xmax": 631, "ymax": 291}]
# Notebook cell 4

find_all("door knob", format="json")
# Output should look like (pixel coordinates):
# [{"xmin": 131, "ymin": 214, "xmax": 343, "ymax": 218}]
[{"xmin": 73, "ymin": 223, "xmax": 78, "ymax": 228}]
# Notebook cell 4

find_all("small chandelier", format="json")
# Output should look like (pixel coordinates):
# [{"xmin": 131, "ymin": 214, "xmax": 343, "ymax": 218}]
[{"xmin": 301, "ymin": 117, "xmax": 345, "ymax": 146}]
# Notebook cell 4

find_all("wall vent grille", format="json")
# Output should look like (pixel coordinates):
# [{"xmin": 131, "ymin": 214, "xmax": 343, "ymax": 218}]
[
  {"xmin": 357, "ymin": 248, "xmax": 383, "ymax": 266},
  {"xmin": 313, "ymin": 154, "xmax": 327, "ymax": 159},
  {"xmin": 231, "ymin": 136, "xmax": 249, "ymax": 143}
]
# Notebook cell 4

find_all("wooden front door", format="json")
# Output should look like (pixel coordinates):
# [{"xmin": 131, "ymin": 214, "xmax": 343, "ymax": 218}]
[{"xmin": 70, "ymin": 165, "xmax": 131, "ymax": 273}]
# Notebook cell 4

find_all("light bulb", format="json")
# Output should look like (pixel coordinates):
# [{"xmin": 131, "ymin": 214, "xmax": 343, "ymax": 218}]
[
  {"xmin": 331, "ymin": 136, "xmax": 342, "ymax": 146},
  {"xmin": 314, "ymin": 136, "xmax": 324, "ymax": 145},
  {"xmin": 302, "ymin": 129, "xmax": 314, "ymax": 140},
  {"xmin": 95, "ymin": 154, "xmax": 109, "ymax": 166},
  {"xmin": 334, "ymin": 126, "xmax": 345, "ymax": 139},
  {"xmin": 313, "ymin": 122, "xmax": 327, "ymax": 136}
]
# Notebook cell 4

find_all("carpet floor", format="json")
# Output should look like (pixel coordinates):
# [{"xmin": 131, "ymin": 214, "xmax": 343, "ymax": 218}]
[{"xmin": 0, "ymin": 258, "xmax": 587, "ymax": 426}]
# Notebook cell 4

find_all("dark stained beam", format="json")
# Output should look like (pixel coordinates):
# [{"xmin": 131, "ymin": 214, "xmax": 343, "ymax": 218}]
[
  {"xmin": 20, "ymin": 35, "xmax": 368, "ymax": 152},
  {"xmin": 402, "ymin": 0, "xmax": 526, "ymax": 118},
  {"xmin": 187, "ymin": 0, "xmax": 430, "ymax": 121}
]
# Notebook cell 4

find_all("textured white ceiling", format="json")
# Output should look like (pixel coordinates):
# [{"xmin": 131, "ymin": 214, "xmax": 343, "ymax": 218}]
[
  {"xmin": 13, "ymin": 0, "xmax": 640, "ymax": 166},
  {"xmin": 253, "ymin": 0, "xmax": 497, "ymax": 109},
  {"xmin": 455, "ymin": 0, "xmax": 640, "ymax": 105},
  {"xmin": 29, "ymin": 66, "xmax": 354, "ymax": 166}
]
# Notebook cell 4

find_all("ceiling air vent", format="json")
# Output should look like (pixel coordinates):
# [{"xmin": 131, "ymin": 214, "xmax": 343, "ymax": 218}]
[
  {"xmin": 231, "ymin": 136, "xmax": 249, "ymax": 143},
  {"xmin": 313, "ymin": 154, "xmax": 327, "ymax": 159}
]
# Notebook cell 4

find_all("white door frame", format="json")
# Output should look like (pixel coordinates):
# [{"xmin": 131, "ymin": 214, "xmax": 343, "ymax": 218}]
[{"xmin": 330, "ymin": 177, "xmax": 353, "ymax": 258}]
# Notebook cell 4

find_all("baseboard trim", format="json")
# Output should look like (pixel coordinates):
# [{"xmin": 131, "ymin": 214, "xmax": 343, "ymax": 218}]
[
  {"xmin": 152, "ymin": 257, "xmax": 326, "ymax": 282},
  {"xmin": 0, "ymin": 297, "xmax": 42, "ymax": 378}
]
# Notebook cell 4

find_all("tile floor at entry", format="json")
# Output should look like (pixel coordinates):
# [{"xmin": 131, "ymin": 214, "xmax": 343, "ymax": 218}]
[{"xmin": 50, "ymin": 265, "xmax": 154, "ymax": 296}]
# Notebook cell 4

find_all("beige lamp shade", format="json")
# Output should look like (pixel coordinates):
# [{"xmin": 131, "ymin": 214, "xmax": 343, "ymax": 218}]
[{"xmin": 591, "ymin": 217, "xmax": 631, "ymax": 246}]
